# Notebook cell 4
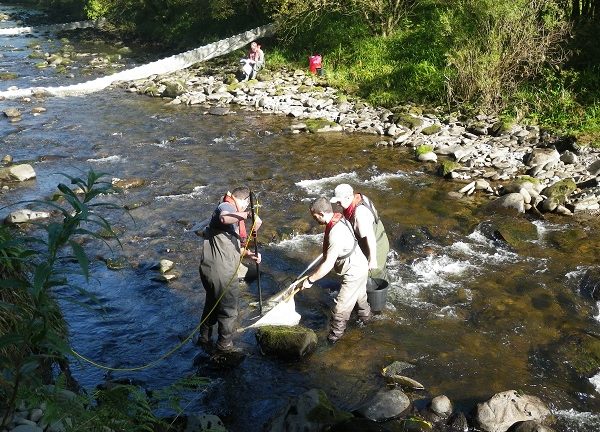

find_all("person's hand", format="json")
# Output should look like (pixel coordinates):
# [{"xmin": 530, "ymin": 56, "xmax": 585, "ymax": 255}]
[
  {"xmin": 302, "ymin": 277, "xmax": 314, "ymax": 290},
  {"xmin": 247, "ymin": 251, "xmax": 261, "ymax": 264},
  {"xmin": 368, "ymin": 259, "xmax": 378, "ymax": 270}
]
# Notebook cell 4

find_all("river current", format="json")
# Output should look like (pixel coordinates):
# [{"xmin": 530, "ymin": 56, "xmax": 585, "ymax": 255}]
[{"xmin": 1, "ymin": 5, "xmax": 599, "ymax": 431}]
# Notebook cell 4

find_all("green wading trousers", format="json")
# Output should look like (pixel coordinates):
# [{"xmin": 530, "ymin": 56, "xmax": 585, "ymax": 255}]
[{"xmin": 199, "ymin": 229, "xmax": 241, "ymax": 350}]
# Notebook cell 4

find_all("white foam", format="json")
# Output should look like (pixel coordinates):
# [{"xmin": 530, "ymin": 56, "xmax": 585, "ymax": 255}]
[
  {"xmin": 590, "ymin": 371, "xmax": 600, "ymax": 394},
  {"xmin": 411, "ymin": 254, "xmax": 472, "ymax": 286},
  {"xmin": 154, "ymin": 185, "xmax": 206, "ymax": 201},
  {"xmin": 555, "ymin": 408, "xmax": 600, "ymax": 430},
  {"xmin": 364, "ymin": 171, "xmax": 408, "ymax": 190},
  {"xmin": 295, "ymin": 172, "xmax": 359, "ymax": 195},
  {"xmin": 86, "ymin": 155, "xmax": 124, "ymax": 163},
  {"xmin": 595, "ymin": 302, "xmax": 600, "ymax": 323},
  {"xmin": 271, "ymin": 233, "xmax": 323, "ymax": 251}
]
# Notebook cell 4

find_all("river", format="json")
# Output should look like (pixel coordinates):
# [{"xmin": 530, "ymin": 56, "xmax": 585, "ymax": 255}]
[{"xmin": 1, "ymin": 4, "xmax": 599, "ymax": 431}]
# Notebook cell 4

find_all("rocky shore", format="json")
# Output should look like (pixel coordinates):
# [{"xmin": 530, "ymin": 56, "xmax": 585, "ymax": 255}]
[{"xmin": 124, "ymin": 62, "xmax": 600, "ymax": 219}]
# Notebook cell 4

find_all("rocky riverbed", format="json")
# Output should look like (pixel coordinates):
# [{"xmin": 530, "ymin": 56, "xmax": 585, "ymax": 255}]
[{"xmin": 123, "ymin": 61, "xmax": 600, "ymax": 219}]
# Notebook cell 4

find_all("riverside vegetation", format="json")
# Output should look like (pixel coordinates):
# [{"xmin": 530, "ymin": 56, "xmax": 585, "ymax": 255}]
[{"xmin": 0, "ymin": 172, "xmax": 208, "ymax": 431}]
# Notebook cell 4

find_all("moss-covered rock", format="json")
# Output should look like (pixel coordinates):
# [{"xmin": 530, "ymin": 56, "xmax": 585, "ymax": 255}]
[
  {"xmin": 542, "ymin": 178, "xmax": 576, "ymax": 205},
  {"xmin": 396, "ymin": 114, "xmax": 424, "ymax": 130},
  {"xmin": 161, "ymin": 80, "xmax": 186, "ymax": 98},
  {"xmin": 255, "ymin": 325, "xmax": 318, "ymax": 360},
  {"xmin": 28, "ymin": 52, "xmax": 46, "ymax": 59},
  {"xmin": 305, "ymin": 118, "xmax": 338, "ymax": 133},
  {"xmin": 547, "ymin": 227, "xmax": 588, "ymax": 251},
  {"xmin": 489, "ymin": 120, "xmax": 513, "ymax": 136},
  {"xmin": 298, "ymin": 85, "xmax": 312, "ymax": 93},
  {"xmin": 556, "ymin": 331, "xmax": 600, "ymax": 376},
  {"xmin": 226, "ymin": 82, "xmax": 241, "ymax": 93},
  {"xmin": 437, "ymin": 160, "xmax": 461, "ymax": 177},
  {"xmin": 421, "ymin": 125, "xmax": 441, "ymax": 136},
  {"xmin": 514, "ymin": 175, "xmax": 542, "ymax": 186},
  {"xmin": 415, "ymin": 145, "xmax": 434, "ymax": 157},
  {"xmin": 478, "ymin": 217, "xmax": 538, "ymax": 251},
  {"xmin": 0, "ymin": 72, "xmax": 18, "ymax": 80},
  {"xmin": 104, "ymin": 256, "xmax": 129, "ymax": 271}
]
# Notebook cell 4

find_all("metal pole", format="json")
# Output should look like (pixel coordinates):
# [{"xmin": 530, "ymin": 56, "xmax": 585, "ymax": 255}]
[{"xmin": 249, "ymin": 190, "xmax": 262, "ymax": 315}]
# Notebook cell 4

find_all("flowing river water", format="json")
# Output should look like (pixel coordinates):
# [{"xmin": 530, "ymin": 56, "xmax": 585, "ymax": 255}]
[{"xmin": 1, "ymin": 5, "xmax": 600, "ymax": 431}]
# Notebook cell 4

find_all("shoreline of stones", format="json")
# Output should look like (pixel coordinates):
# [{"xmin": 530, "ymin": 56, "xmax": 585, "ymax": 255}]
[{"xmin": 123, "ymin": 62, "xmax": 600, "ymax": 218}]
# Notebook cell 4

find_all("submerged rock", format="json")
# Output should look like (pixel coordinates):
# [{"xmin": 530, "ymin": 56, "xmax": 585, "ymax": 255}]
[
  {"xmin": 265, "ymin": 388, "xmax": 353, "ymax": 432},
  {"xmin": 554, "ymin": 331, "xmax": 600, "ymax": 376},
  {"xmin": 477, "ymin": 217, "xmax": 538, "ymax": 251},
  {"xmin": 184, "ymin": 414, "xmax": 228, "ymax": 432}
]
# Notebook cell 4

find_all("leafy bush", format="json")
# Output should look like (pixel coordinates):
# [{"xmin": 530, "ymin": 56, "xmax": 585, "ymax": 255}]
[{"xmin": 443, "ymin": 0, "xmax": 569, "ymax": 111}]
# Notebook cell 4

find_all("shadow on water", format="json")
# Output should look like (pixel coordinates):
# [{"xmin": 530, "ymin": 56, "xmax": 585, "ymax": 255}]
[{"xmin": 1, "ymin": 7, "xmax": 600, "ymax": 431}]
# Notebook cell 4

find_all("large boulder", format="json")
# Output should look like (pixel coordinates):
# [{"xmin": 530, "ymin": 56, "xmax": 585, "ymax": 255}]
[
  {"xmin": 355, "ymin": 389, "xmax": 411, "ymax": 422},
  {"xmin": 524, "ymin": 149, "xmax": 560, "ymax": 176},
  {"xmin": 255, "ymin": 325, "xmax": 318, "ymax": 360},
  {"xmin": 475, "ymin": 390, "xmax": 550, "ymax": 432},
  {"xmin": 483, "ymin": 193, "xmax": 525, "ymax": 215},
  {"xmin": 265, "ymin": 388, "xmax": 353, "ymax": 432}
]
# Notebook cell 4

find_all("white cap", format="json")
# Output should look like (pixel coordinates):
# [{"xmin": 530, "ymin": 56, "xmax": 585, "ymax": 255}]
[{"xmin": 330, "ymin": 183, "xmax": 354, "ymax": 203}]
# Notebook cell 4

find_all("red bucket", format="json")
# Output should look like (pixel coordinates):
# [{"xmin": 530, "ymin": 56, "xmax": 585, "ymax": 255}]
[{"xmin": 309, "ymin": 54, "xmax": 322, "ymax": 74}]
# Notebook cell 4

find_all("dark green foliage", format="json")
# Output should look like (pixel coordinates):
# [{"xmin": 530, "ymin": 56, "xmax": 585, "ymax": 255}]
[{"xmin": 0, "ymin": 171, "xmax": 120, "ymax": 427}]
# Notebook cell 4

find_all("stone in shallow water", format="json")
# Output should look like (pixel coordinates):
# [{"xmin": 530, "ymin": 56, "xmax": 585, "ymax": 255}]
[
  {"xmin": 208, "ymin": 106, "xmax": 230, "ymax": 116},
  {"xmin": 355, "ymin": 389, "xmax": 411, "ymax": 422}
]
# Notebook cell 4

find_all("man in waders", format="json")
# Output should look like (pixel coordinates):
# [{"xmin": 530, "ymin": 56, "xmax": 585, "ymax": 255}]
[
  {"xmin": 302, "ymin": 197, "xmax": 370, "ymax": 344},
  {"xmin": 330, "ymin": 184, "xmax": 390, "ymax": 281},
  {"xmin": 198, "ymin": 186, "xmax": 261, "ymax": 353}
]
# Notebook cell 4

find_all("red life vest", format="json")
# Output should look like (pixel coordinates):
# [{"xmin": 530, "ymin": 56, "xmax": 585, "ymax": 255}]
[
  {"xmin": 323, "ymin": 212, "xmax": 343, "ymax": 256},
  {"xmin": 222, "ymin": 193, "xmax": 247, "ymax": 241}
]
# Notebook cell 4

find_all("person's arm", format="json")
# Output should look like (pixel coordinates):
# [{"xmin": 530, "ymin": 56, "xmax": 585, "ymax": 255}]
[
  {"xmin": 302, "ymin": 248, "xmax": 336, "ymax": 289},
  {"xmin": 220, "ymin": 210, "xmax": 248, "ymax": 225}
]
